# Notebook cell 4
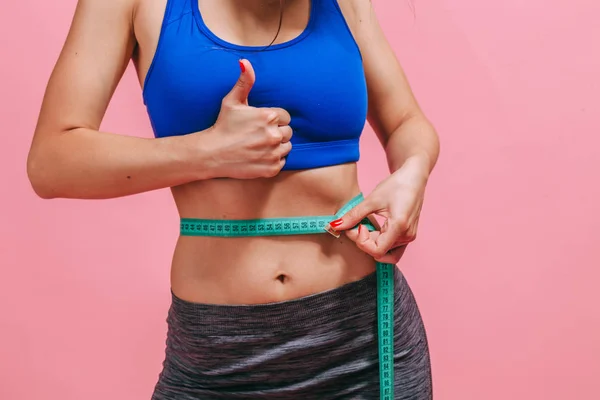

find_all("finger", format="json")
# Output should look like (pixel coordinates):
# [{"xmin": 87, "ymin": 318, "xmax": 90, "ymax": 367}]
[
  {"xmin": 278, "ymin": 141, "xmax": 293, "ymax": 158},
  {"xmin": 346, "ymin": 226, "xmax": 405, "ymax": 263},
  {"xmin": 345, "ymin": 225, "xmax": 380, "ymax": 244},
  {"xmin": 375, "ymin": 245, "xmax": 408, "ymax": 264},
  {"xmin": 223, "ymin": 59, "xmax": 256, "ymax": 105},
  {"xmin": 352, "ymin": 223, "xmax": 404, "ymax": 260},
  {"xmin": 346, "ymin": 224, "xmax": 383, "ymax": 257},
  {"xmin": 267, "ymin": 107, "xmax": 292, "ymax": 125},
  {"xmin": 344, "ymin": 226, "xmax": 360, "ymax": 243},
  {"xmin": 278, "ymin": 125, "xmax": 293, "ymax": 142},
  {"xmin": 374, "ymin": 218, "xmax": 409, "ymax": 256},
  {"xmin": 277, "ymin": 157, "xmax": 287, "ymax": 171},
  {"xmin": 357, "ymin": 224, "xmax": 373, "ymax": 244},
  {"xmin": 329, "ymin": 200, "xmax": 376, "ymax": 231}
]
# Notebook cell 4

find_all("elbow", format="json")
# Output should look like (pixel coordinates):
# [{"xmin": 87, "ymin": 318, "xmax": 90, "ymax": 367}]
[{"xmin": 27, "ymin": 150, "xmax": 58, "ymax": 200}]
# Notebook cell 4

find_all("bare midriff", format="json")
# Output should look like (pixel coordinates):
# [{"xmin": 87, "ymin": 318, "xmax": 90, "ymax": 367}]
[
  {"xmin": 170, "ymin": 163, "xmax": 376, "ymax": 305},
  {"xmin": 131, "ymin": 0, "xmax": 375, "ymax": 306}
]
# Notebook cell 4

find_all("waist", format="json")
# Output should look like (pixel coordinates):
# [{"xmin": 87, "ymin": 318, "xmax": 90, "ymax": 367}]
[
  {"xmin": 168, "ymin": 165, "xmax": 379, "ymax": 304},
  {"xmin": 180, "ymin": 193, "xmax": 371, "ymax": 237},
  {"xmin": 172, "ymin": 163, "xmax": 360, "ymax": 219}
]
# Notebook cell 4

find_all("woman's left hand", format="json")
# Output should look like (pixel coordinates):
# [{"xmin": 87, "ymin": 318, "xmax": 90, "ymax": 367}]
[{"xmin": 328, "ymin": 156, "xmax": 430, "ymax": 264}]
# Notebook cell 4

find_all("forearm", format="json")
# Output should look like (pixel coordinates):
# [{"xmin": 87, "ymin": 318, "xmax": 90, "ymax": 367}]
[
  {"xmin": 27, "ymin": 128, "xmax": 215, "ymax": 200},
  {"xmin": 384, "ymin": 114, "xmax": 440, "ymax": 176}
]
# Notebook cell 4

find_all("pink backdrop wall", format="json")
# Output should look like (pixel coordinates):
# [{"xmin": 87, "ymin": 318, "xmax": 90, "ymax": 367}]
[{"xmin": 1, "ymin": 0, "xmax": 599, "ymax": 399}]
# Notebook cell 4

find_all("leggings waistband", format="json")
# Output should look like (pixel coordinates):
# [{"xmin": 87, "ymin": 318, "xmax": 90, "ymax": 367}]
[{"xmin": 168, "ymin": 269, "xmax": 391, "ymax": 335}]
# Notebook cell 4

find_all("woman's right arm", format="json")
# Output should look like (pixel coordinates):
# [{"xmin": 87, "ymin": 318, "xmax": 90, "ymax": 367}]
[
  {"xmin": 27, "ymin": 0, "xmax": 211, "ymax": 200},
  {"xmin": 28, "ymin": 0, "xmax": 292, "ymax": 200}
]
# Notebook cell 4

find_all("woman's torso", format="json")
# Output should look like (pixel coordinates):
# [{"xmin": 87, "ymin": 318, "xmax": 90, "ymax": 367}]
[{"xmin": 131, "ymin": 0, "xmax": 376, "ymax": 305}]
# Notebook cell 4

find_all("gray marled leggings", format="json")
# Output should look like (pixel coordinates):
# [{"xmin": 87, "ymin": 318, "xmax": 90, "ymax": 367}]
[{"xmin": 151, "ymin": 267, "xmax": 432, "ymax": 399}]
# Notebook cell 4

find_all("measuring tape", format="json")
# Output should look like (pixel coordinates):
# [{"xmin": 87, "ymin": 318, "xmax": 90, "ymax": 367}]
[{"xmin": 181, "ymin": 193, "xmax": 395, "ymax": 399}]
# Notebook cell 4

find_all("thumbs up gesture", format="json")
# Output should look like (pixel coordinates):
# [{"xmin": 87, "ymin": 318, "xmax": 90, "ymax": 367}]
[{"xmin": 207, "ymin": 59, "xmax": 293, "ymax": 179}]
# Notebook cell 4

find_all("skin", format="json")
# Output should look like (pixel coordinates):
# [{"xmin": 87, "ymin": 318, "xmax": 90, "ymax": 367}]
[{"xmin": 27, "ymin": 0, "xmax": 439, "ymax": 305}]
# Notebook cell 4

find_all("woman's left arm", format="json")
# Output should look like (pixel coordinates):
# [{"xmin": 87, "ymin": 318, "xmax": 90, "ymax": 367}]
[{"xmin": 331, "ymin": 0, "xmax": 440, "ymax": 263}]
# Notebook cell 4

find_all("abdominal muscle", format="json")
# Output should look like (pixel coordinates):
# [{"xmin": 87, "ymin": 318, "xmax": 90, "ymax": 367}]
[{"xmin": 170, "ymin": 163, "xmax": 377, "ymax": 305}]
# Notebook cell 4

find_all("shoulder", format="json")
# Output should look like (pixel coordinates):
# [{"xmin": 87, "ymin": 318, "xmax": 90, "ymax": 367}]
[
  {"xmin": 333, "ymin": 0, "xmax": 375, "ymax": 25},
  {"xmin": 69, "ymin": 0, "xmax": 139, "ymax": 35},
  {"xmin": 75, "ymin": 0, "xmax": 138, "ymax": 16},
  {"xmin": 333, "ymin": 0, "xmax": 379, "ymax": 43}
]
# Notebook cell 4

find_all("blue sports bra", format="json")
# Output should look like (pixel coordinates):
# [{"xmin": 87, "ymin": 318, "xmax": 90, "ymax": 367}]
[{"xmin": 143, "ymin": 0, "xmax": 368, "ymax": 171}]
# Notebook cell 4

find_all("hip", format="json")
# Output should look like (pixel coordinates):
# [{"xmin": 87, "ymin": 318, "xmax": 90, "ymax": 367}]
[{"xmin": 153, "ymin": 267, "xmax": 432, "ymax": 400}]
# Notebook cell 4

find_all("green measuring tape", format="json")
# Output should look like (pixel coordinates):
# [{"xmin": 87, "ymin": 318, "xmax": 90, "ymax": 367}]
[{"xmin": 180, "ymin": 193, "xmax": 395, "ymax": 399}]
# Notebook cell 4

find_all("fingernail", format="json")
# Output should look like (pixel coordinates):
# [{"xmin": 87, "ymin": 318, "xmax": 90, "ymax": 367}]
[
  {"xmin": 358, "ymin": 225, "xmax": 363, "ymax": 234},
  {"xmin": 330, "ymin": 218, "xmax": 343, "ymax": 228},
  {"xmin": 239, "ymin": 60, "xmax": 246, "ymax": 73}
]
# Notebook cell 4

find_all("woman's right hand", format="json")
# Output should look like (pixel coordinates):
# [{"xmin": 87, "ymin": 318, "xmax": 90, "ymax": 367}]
[{"xmin": 204, "ymin": 59, "xmax": 293, "ymax": 179}]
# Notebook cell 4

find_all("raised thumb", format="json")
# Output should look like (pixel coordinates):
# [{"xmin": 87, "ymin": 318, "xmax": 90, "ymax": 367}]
[{"xmin": 224, "ymin": 59, "xmax": 256, "ymax": 105}]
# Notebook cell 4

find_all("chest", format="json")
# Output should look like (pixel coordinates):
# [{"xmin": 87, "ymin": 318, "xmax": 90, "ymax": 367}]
[{"xmin": 138, "ymin": 0, "xmax": 367, "ymax": 143}]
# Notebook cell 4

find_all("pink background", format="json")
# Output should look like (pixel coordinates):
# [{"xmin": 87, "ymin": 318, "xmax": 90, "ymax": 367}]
[{"xmin": 1, "ymin": 0, "xmax": 599, "ymax": 399}]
